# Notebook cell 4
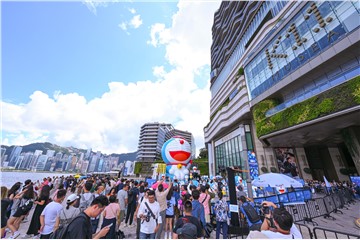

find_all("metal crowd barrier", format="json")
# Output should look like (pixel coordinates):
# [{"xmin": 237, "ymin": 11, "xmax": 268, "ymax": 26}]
[
  {"xmin": 304, "ymin": 198, "xmax": 329, "ymax": 223},
  {"xmin": 322, "ymin": 195, "xmax": 338, "ymax": 219},
  {"xmin": 330, "ymin": 192, "xmax": 344, "ymax": 213},
  {"xmin": 313, "ymin": 226, "xmax": 360, "ymax": 239},
  {"xmin": 343, "ymin": 188, "xmax": 356, "ymax": 204},
  {"xmin": 294, "ymin": 222, "xmax": 314, "ymax": 239},
  {"xmin": 284, "ymin": 203, "xmax": 312, "ymax": 225}
]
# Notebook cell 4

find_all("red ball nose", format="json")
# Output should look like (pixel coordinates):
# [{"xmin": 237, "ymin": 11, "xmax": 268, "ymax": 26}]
[{"xmin": 179, "ymin": 139, "xmax": 184, "ymax": 144}]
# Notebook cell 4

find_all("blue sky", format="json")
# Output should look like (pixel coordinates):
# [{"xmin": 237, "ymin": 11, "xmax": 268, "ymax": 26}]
[
  {"xmin": 1, "ymin": 1, "xmax": 220, "ymax": 154},
  {"xmin": 3, "ymin": 1, "xmax": 176, "ymax": 103}
]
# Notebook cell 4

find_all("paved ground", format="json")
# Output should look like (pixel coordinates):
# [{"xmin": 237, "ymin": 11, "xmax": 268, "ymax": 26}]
[{"xmin": 8, "ymin": 192, "xmax": 360, "ymax": 239}]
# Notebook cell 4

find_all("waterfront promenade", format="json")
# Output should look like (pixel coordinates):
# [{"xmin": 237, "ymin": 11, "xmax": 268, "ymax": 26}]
[{"xmin": 10, "ymin": 192, "xmax": 360, "ymax": 239}]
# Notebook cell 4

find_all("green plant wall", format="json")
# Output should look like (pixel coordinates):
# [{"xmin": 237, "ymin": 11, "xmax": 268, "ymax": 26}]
[{"xmin": 253, "ymin": 76, "xmax": 360, "ymax": 137}]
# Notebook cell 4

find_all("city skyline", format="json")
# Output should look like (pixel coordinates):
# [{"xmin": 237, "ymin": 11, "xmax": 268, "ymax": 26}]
[{"xmin": 2, "ymin": 1, "xmax": 220, "ymax": 155}]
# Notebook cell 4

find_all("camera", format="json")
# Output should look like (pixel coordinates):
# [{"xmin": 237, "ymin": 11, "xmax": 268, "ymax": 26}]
[
  {"xmin": 142, "ymin": 211, "xmax": 152, "ymax": 223},
  {"xmin": 262, "ymin": 206, "xmax": 270, "ymax": 215}
]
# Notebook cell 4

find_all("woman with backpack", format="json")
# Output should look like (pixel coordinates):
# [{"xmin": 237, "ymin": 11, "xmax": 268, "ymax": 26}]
[
  {"xmin": 58, "ymin": 194, "xmax": 80, "ymax": 227},
  {"xmin": 25, "ymin": 185, "xmax": 51, "ymax": 238},
  {"xmin": 7, "ymin": 182, "xmax": 22, "ymax": 218},
  {"xmin": 7, "ymin": 184, "xmax": 35, "ymax": 239},
  {"xmin": 214, "ymin": 192, "xmax": 228, "ymax": 239}
]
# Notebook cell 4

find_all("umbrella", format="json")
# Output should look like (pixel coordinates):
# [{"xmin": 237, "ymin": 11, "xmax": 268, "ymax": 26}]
[
  {"xmin": 215, "ymin": 175, "xmax": 223, "ymax": 179},
  {"xmin": 252, "ymin": 173, "xmax": 303, "ymax": 188},
  {"xmin": 74, "ymin": 174, "xmax": 81, "ymax": 179},
  {"xmin": 151, "ymin": 181, "xmax": 169, "ymax": 189}
]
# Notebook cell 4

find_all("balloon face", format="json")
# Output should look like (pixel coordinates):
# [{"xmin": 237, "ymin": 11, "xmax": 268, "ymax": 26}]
[{"xmin": 162, "ymin": 137, "xmax": 192, "ymax": 165}]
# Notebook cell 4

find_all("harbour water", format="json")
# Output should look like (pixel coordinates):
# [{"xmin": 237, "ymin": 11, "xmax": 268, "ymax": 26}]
[{"xmin": 0, "ymin": 171, "xmax": 72, "ymax": 188}]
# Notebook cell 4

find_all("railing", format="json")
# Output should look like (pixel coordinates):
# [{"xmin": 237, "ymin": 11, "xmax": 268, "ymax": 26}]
[{"xmin": 313, "ymin": 226, "xmax": 360, "ymax": 239}]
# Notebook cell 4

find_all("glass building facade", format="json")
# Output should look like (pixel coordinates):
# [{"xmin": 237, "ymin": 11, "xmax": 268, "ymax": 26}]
[
  {"xmin": 244, "ymin": 1, "xmax": 360, "ymax": 100},
  {"xmin": 214, "ymin": 125, "xmax": 253, "ymax": 179}
]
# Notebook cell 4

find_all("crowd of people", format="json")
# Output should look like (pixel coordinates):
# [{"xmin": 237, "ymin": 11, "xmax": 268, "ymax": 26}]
[{"xmin": 1, "ymin": 173, "xmax": 359, "ymax": 239}]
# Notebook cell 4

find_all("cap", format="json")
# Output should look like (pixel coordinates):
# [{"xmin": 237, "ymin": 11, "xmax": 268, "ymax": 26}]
[
  {"xmin": 66, "ymin": 194, "xmax": 79, "ymax": 203},
  {"xmin": 176, "ymin": 222, "xmax": 197, "ymax": 239}
]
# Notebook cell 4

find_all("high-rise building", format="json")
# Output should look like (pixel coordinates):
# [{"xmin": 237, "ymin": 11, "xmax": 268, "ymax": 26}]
[
  {"xmin": 35, "ymin": 155, "xmax": 49, "ymax": 171},
  {"xmin": 137, "ymin": 122, "xmax": 195, "ymax": 162},
  {"xmin": 204, "ymin": 1, "xmax": 360, "ymax": 182},
  {"xmin": 8, "ymin": 146, "xmax": 22, "ymax": 167},
  {"xmin": 46, "ymin": 150, "xmax": 55, "ymax": 158}
]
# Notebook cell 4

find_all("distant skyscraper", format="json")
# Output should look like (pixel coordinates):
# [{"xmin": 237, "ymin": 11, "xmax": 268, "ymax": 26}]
[
  {"xmin": 85, "ymin": 148, "xmax": 92, "ymax": 159},
  {"xmin": 35, "ymin": 155, "xmax": 48, "ymax": 171},
  {"xmin": 46, "ymin": 150, "xmax": 55, "ymax": 158},
  {"xmin": 8, "ymin": 146, "xmax": 22, "ymax": 167}
]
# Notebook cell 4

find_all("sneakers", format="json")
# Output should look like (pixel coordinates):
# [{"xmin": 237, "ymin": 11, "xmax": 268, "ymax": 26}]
[
  {"xmin": 24, "ymin": 234, "xmax": 34, "ymax": 238},
  {"xmin": 10, "ymin": 231, "xmax": 20, "ymax": 239}
]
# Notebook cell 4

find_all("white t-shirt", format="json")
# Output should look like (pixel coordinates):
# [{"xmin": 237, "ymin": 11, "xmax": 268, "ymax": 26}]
[
  {"xmin": 261, "ymin": 224, "xmax": 302, "ymax": 239},
  {"xmin": 137, "ymin": 200, "xmax": 162, "ymax": 234},
  {"xmin": 41, "ymin": 202, "xmax": 63, "ymax": 235}
]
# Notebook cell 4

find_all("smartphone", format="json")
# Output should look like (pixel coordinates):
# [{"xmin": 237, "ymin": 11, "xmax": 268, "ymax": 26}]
[{"xmin": 107, "ymin": 223, "xmax": 113, "ymax": 228}]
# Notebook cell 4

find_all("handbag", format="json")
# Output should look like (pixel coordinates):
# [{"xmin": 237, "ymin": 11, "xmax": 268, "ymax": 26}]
[{"xmin": 19, "ymin": 199, "xmax": 33, "ymax": 213}]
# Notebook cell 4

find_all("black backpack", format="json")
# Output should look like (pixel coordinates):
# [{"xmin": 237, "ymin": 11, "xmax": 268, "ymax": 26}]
[
  {"xmin": 242, "ymin": 202, "xmax": 261, "ymax": 223},
  {"xmin": 49, "ymin": 213, "xmax": 87, "ymax": 239}
]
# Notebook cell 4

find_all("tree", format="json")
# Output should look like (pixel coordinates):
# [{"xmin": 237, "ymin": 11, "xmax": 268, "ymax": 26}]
[{"xmin": 198, "ymin": 148, "xmax": 208, "ymax": 159}]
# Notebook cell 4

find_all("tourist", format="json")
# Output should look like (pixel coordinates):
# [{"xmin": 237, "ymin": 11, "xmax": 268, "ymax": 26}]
[
  {"xmin": 117, "ymin": 183, "xmax": 129, "ymax": 228},
  {"xmin": 39, "ymin": 189, "xmax": 66, "ymax": 239},
  {"xmin": 63, "ymin": 195, "xmax": 110, "ymax": 239},
  {"xmin": 125, "ymin": 181, "xmax": 139, "ymax": 228},
  {"xmin": 7, "ymin": 182, "xmax": 22, "ymax": 218},
  {"xmin": 247, "ymin": 201, "xmax": 302, "ymax": 239},
  {"xmin": 7, "ymin": 184, "xmax": 35, "ymax": 239},
  {"xmin": 137, "ymin": 190, "xmax": 161, "ymax": 239},
  {"xmin": 191, "ymin": 189, "xmax": 206, "ymax": 229},
  {"xmin": 58, "ymin": 194, "xmax": 80, "ymax": 226},
  {"xmin": 155, "ymin": 180, "xmax": 173, "ymax": 238},
  {"xmin": 214, "ymin": 192, "xmax": 228, "ymax": 239},
  {"xmin": 26, "ymin": 185, "xmax": 51, "ymax": 238},
  {"xmin": 1, "ymin": 186, "xmax": 11, "ymax": 238},
  {"xmin": 79, "ymin": 182, "xmax": 94, "ymax": 212},
  {"xmin": 134, "ymin": 189, "xmax": 150, "ymax": 239},
  {"xmin": 164, "ymin": 187, "xmax": 175, "ymax": 239},
  {"xmin": 173, "ymin": 200, "xmax": 203, "ymax": 239},
  {"xmin": 199, "ymin": 185, "xmax": 211, "ymax": 224},
  {"xmin": 239, "ymin": 196, "xmax": 262, "ymax": 231},
  {"xmin": 91, "ymin": 184, "xmax": 105, "ymax": 233},
  {"xmin": 101, "ymin": 195, "xmax": 119, "ymax": 239}
]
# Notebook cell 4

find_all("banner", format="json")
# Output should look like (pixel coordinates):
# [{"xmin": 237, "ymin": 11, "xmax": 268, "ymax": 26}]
[{"xmin": 247, "ymin": 151, "xmax": 259, "ymax": 180}]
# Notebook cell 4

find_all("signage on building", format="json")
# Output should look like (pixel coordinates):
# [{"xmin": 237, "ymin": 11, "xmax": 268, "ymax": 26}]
[{"xmin": 245, "ymin": 1, "xmax": 357, "ymax": 99}]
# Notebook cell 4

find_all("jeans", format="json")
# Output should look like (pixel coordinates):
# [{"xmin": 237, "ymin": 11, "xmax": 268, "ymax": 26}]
[
  {"xmin": 125, "ymin": 202, "xmax": 137, "ymax": 226},
  {"xmin": 155, "ymin": 210, "xmax": 166, "ymax": 239},
  {"xmin": 139, "ymin": 232, "xmax": 155, "ymax": 239},
  {"xmin": 216, "ymin": 221, "xmax": 228, "ymax": 239}
]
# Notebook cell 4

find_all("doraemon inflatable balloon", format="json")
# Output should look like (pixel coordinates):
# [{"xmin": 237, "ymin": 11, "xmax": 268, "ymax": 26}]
[{"xmin": 161, "ymin": 136, "xmax": 192, "ymax": 180}]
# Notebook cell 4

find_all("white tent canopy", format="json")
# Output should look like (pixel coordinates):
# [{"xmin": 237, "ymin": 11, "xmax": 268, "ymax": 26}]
[{"xmin": 252, "ymin": 173, "xmax": 303, "ymax": 188}]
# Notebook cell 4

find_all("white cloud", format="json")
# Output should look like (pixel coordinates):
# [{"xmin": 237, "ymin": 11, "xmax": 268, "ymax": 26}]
[
  {"xmin": 130, "ymin": 15, "xmax": 143, "ymax": 29},
  {"xmin": 82, "ymin": 0, "xmax": 109, "ymax": 15},
  {"xmin": 128, "ymin": 8, "xmax": 136, "ymax": 14},
  {"xmin": 2, "ymin": 1, "xmax": 220, "ymax": 155},
  {"xmin": 118, "ymin": 22, "xmax": 127, "ymax": 31}
]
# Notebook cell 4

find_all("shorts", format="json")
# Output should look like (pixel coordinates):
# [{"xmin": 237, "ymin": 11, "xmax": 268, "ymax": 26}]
[
  {"xmin": 13, "ymin": 208, "xmax": 28, "ymax": 218},
  {"xmin": 165, "ymin": 215, "xmax": 174, "ymax": 218}
]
